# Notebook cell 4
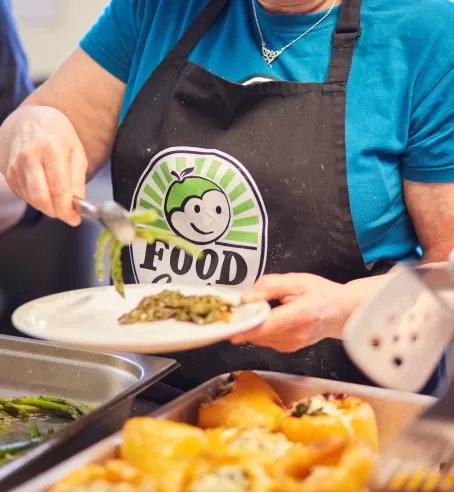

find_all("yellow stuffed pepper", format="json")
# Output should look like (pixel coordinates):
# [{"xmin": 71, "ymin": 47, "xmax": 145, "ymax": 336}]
[
  {"xmin": 120, "ymin": 417, "xmax": 211, "ymax": 491},
  {"xmin": 271, "ymin": 440, "xmax": 376, "ymax": 492},
  {"xmin": 184, "ymin": 455, "xmax": 274, "ymax": 492},
  {"xmin": 197, "ymin": 371, "xmax": 285, "ymax": 430},
  {"xmin": 148, "ymin": 459, "xmax": 194, "ymax": 492},
  {"xmin": 279, "ymin": 393, "xmax": 378, "ymax": 451},
  {"xmin": 266, "ymin": 437, "xmax": 346, "ymax": 483},
  {"xmin": 205, "ymin": 426, "xmax": 294, "ymax": 464},
  {"xmin": 121, "ymin": 417, "xmax": 208, "ymax": 467},
  {"xmin": 49, "ymin": 460, "xmax": 157, "ymax": 492}
]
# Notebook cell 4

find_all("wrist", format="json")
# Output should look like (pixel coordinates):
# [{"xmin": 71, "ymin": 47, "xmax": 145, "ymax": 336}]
[
  {"xmin": 0, "ymin": 104, "xmax": 37, "ymax": 173},
  {"xmin": 342, "ymin": 274, "xmax": 389, "ymax": 320}
]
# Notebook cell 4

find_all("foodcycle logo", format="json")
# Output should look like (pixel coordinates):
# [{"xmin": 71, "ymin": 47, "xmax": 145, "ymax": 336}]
[{"xmin": 130, "ymin": 147, "xmax": 268, "ymax": 288}]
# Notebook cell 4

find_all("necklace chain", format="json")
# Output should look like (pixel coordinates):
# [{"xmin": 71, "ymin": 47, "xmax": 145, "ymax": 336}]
[{"xmin": 251, "ymin": 0, "xmax": 338, "ymax": 67}]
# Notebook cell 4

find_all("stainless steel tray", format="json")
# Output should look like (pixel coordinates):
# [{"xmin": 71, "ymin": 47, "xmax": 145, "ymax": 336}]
[
  {"xmin": 15, "ymin": 371, "xmax": 436, "ymax": 492},
  {"xmin": 0, "ymin": 335, "xmax": 178, "ymax": 490}
]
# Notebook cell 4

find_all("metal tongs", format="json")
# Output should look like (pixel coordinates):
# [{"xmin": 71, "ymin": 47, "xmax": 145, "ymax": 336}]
[
  {"xmin": 370, "ymin": 377, "xmax": 454, "ymax": 491},
  {"xmin": 73, "ymin": 197, "xmax": 136, "ymax": 245},
  {"xmin": 343, "ymin": 252, "xmax": 454, "ymax": 393}
]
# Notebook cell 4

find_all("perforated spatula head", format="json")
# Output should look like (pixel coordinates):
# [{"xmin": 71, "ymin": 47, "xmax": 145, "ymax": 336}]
[{"xmin": 343, "ymin": 262, "xmax": 454, "ymax": 393}]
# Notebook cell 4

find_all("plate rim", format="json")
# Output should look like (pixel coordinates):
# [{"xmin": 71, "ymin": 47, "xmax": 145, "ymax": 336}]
[{"xmin": 12, "ymin": 284, "xmax": 270, "ymax": 352}]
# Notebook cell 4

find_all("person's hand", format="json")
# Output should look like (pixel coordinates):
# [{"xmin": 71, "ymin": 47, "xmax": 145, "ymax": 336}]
[
  {"xmin": 230, "ymin": 273, "xmax": 358, "ymax": 352},
  {"xmin": 0, "ymin": 105, "xmax": 88, "ymax": 226}
]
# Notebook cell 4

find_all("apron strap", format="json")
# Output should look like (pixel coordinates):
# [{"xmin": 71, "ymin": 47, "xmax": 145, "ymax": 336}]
[
  {"xmin": 173, "ymin": 0, "xmax": 230, "ymax": 58},
  {"xmin": 327, "ymin": 0, "xmax": 362, "ymax": 83}
]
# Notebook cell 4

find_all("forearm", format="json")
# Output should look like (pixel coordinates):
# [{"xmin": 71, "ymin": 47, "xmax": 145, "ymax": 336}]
[
  {"xmin": 345, "ymin": 273, "xmax": 387, "ymax": 304},
  {"xmin": 342, "ymin": 249, "xmax": 451, "ymax": 320},
  {"xmin": 18, "ymin": 49, "xmax": 125, "ymax": 177},
  {"xmin": 1, "ymin": 54, "xmax": 124, "ymax": 182},
  {"xmin": 17, "ymin": 92, "xmax": 109, "ymax": 178},
  {"xmin": 337, "ymin": 274, "xmax": 389, "ymax": 336}
]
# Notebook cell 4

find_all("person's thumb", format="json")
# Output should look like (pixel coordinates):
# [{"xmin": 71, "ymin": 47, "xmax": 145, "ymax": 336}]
[{"xmin": 69, "ymin": 140, "xmax": 88, "ymax": 225}]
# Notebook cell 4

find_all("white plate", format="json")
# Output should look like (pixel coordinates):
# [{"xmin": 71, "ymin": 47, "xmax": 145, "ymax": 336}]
[{"xmin": 12, "ymin": 284, "xmax": 270, "ymax": 353}]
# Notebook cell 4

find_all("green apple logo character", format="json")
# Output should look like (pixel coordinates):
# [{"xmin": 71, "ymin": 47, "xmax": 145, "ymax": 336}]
[{"xmin": 164, "ymin": 168, "xmax": 232, "ymax": 245}]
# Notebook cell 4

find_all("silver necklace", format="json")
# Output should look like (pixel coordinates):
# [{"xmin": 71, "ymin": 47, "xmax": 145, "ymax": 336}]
[{"xmin": 251, "ymin": 0, "xmax": 338, "ymax": 67}]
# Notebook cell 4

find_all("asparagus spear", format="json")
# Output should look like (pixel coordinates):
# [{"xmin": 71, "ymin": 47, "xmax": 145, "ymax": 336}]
[
  {"xmin": 28, "ymin": 425, "xmax": 54, "ymax": 439},
  {"xmin": 38, "ymin": 397, "xmax": 95, "ymax": 415},
  {"xmin": 129, "ymin": 209, "xmax": 158, "ymax": 225},
  {"xmin": 0, "ymin": 401, "xmax": 26, "ymax": 418},
  {"xmin": 0, "ymin": 427, "xmax": 55, "ymax": 465},
  {"xmin": 0, "ymin": 438, "xmax": 42, "ymax": 460},
  {"xmin": 94, "ymin": 207, "xmax": 202, "ymax": 297},
  {"xmin": 0, "ymin": 397, "xmax": 94, "ymax": 420},
  {"xmin": 95, "ymin": 229, "xmax": 112, "ymax": 281},
  {"xmin": 110, "ymin": 238, "xmax": 125, "ymax": 297},
  {"xmin": 0, "ymin": 398, "xmax": 92, "ymax": 467}
]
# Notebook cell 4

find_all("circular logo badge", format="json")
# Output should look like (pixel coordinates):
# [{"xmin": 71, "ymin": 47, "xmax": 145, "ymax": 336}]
[{"xmin": 130, "ymin": 147, "xmax": 268, "ymax": 289}]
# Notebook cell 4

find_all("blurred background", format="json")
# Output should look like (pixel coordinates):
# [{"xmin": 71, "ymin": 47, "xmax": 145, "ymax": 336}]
[
  {"xmin": 0, "ymin": 0, "xmax": 112, "ymax": 335},
  {"xmin": 12, "ymin": 0, "xmax": 106, "ymax": 85}
]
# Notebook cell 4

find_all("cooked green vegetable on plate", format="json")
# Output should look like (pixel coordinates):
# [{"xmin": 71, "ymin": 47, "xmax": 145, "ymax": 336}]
[{"xmin": 119, "ymin": 289, "xmax": 233, "ymax": 325}]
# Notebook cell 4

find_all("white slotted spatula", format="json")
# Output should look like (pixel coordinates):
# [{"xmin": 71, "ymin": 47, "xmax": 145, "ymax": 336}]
[{"xmin": 343, "ymin": 258, "xmax": 454, "ymax": 393}]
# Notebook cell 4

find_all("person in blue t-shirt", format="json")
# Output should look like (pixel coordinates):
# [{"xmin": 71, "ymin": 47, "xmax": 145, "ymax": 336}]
[
  {"xmin": 0, "ymin": 0, "xmax": 32, "ymax": 125},
  {"xmin": 0, "ymin": 0, "xmax": 453, "ymax": 392},
  {"xmin": 0, "ymin": 0, "xmax": 36, "ymax": 231}
]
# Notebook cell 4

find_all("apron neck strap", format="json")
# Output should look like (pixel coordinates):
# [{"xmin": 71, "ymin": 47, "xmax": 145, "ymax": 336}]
[
  {"xmin": 173, "ymin": 0, "xmax": 230, "ymax": 58},
  {"xmin": 172, "ymin": 0, "xmax": 360, "ymax": 81},
  {"xmin": 327, "ymin": 0, "xmax": 362, "ymax": 83}
]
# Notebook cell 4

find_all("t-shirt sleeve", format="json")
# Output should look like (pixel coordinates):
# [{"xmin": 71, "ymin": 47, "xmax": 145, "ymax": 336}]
[
  {"xmin": 0, "ymin": 0, "xmax": 33, "ymax": 124},
  {"xmin": 401, "ymin": 18, "xmax": 454, "ymax": 183},
  {"xmin": 79, "ymin": 0, "xmax": 144, "ymax": 83}
]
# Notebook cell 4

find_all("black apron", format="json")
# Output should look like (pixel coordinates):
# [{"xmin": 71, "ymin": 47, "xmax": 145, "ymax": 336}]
[{"xmin": 111, "ymin": 0, "xmax": 440, "ymax": 395}]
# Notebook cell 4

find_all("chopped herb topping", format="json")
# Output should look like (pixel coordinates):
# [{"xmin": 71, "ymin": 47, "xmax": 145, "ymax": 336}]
[{"xmin": 291, "ymin": 402, "xmax": 326, "ymax": 417}]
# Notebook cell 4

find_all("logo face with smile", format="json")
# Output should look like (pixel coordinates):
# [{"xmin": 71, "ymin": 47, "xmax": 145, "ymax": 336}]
[
  {"xmin": 165, "ymin": 173, "xmax": 232, "ymax": 245},
  {"xmin": 130, "ymin": 147, "xmax": 268, "ymax": 288}
]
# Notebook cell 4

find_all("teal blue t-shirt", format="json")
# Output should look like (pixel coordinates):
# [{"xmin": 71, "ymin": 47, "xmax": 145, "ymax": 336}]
[{"xmin": 80, "ymin": 0, "xmax": 454, "ymax": 266}]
